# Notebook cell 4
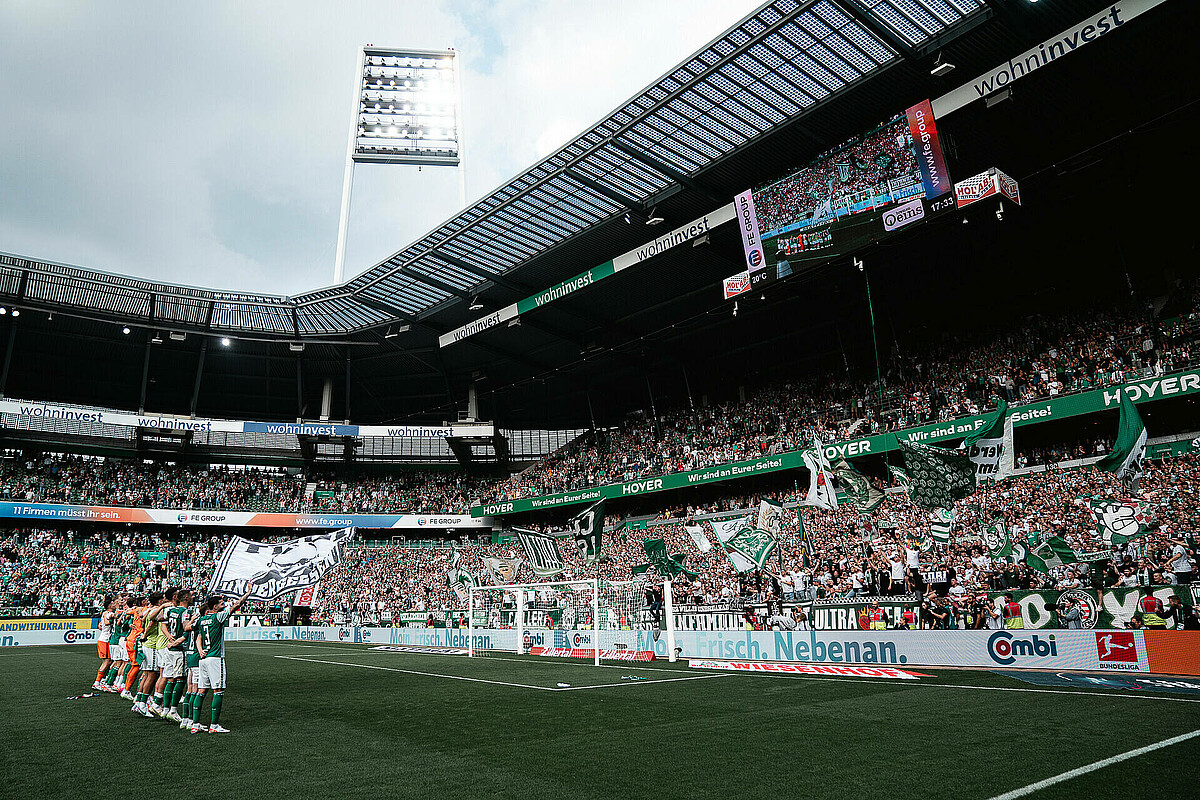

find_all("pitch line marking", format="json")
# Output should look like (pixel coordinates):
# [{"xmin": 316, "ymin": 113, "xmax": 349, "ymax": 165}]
[
  {"xmin": 691, "ymin": 670, "xmax": 1200, "ymax": 704},
  {"xmin": 984, "ymin": 728, "xmax": 1200, "ymax": 800},
  {"xmin": 552, "ymin": 674, "xmax": 730, "ymax": 691},
  {"xmin": 274, "ymin": 654, "xmax": 731, "ymax": 692},
  {"xmin": 275, "ymin": 655, "xmax": 555, "ymax": 690}
]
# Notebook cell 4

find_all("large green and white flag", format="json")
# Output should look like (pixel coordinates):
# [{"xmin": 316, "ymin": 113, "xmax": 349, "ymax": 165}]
[
  {"xmin": 801, "ymin": 439, "xmax": 838, "ymax": 510},
  {"xmin": 897, "ymin": 440, "xmax": 976, "ymax": 510},
  {"xmin": 1018, "ymin": 534, "xmax": 1079, "ymax": 574},
  {"xmin": 962, "ymin": 399, "xmax": 1014, "ymax": 483},
  {"xmin": 888, "ymin": 464, "xmax": 912, "ymax": 495},
  {"xmin": 724, "ymin": 525, "xmax": 778, "ymax": 571},
  {"xmin": 833, "ymin": 459, "xmax": 885, "ymax": 512},
  {"xmin": 1096, "ymin": 393, "xmax": 1148, "ymax": 493},
  {"xmin": 445, "ymin": 565, "xmax": 478, "ymax": 604},
  {"xmin": 569, "ymin": 499, "xmax": 604, "ymax": 566},
  {"xmin": 632, "ymin": 538, "xmax": 696, "ymax": 578},
  {"xmin": 483, "ymin": 556, "xmax": 522, "ymax": 585},
  {"xmin": 1086, "ymin": 497, "xmax": 1151, "ymax": 547},
  {"xmin": 929, "ymin": 508, "xmax": 956, "ymax": 543},
  {"xmin": 709, "ymin": 516, "xmax": 758, "ymax": 572},
  {"xmin": 982, "ymin": 518, "xmax": 1012, "ymax": 559}
]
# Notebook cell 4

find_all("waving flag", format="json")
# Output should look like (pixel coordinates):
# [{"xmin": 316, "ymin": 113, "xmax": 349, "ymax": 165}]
[
  {"xmin": 897, "ymin": 440, "xmax": 976, "ymax": 510},
  {"xmin": 570, "ymin": 499, "xmax": 604, "ymax": 566},
  {"xmin": 1087, "ymin": 498, "xmax": 1151, "ymax": 546},
  {"xmin": 1096, "ymin": 393, "xmax": 1148, "ymax": 493},
  {"xmin": 801, "ymin": 440, "xmax": 838, "ymax": 510},
  {"xmin": 208, "ymin": 527, "xmax": 355, "ymax": 602}
]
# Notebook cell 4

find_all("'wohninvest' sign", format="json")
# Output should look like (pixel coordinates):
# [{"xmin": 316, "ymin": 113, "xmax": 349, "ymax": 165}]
[
  {"xmin": 932, "ymin": 0, "xmax": 1167, "ymax": 118},
  {"xmin": 0, "ymin": 398, "xmax": 492, "ymax": 439},
  {"xmin": 439, "ymin": 205, "xmax": 735, "ymax": 348}
]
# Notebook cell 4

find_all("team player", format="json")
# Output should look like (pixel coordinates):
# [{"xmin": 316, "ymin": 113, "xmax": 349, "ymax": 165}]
[
  {"xmin": 99, "ymin": 595, "xmax": 128, "ymax": 691},
  {"xmin": 158, "ymin": 589, "xmax": 192, "ymax": 722},
  {"xmin": 92, "ymin": 595, "xmax": 115, "ymax": 691},
  {"xmin": 123, "ymin": 596, "xmax": 148, "ymax": 698},
  {"xmin": 132, "ymin": 590, "xmax": 164, "ymax": 717},
  {"xmin": 146, "ymin": 587, "xmax": 178, "ymax": 716},
  {"xmin": 192, "ymin": 586, "xmax": 253, "ymax": 734},
  {"xmin": 180, "ymin": 599, "xmax": 205, "ymax": 732}
]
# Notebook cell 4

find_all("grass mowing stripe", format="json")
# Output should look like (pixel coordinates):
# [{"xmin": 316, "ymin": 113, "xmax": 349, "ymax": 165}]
[
  {"xmin": 274, "ymin": 654, "xmax": 558, "ymax": 691},
  {"xmin": 985, "ymin": 728, "xmax": 1200, "ymax": 800},
  {"xmin": 275, "ymin": 653, "xmax": 728, "ymax": 691}
]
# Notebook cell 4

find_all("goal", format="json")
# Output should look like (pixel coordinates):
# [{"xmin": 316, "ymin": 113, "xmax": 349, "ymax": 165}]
[{"xmin": 467, "ymin": 578, "xmax": 678, "ymax": 663}]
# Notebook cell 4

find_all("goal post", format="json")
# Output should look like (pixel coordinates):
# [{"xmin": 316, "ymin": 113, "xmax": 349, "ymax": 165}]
[
  {"xmin": 466, "ymin": 576, "xmax": 678, "ymax": 663},
  {"xmin": 468, "ymin": 579, "xmax": 600, "ymax": 665}
]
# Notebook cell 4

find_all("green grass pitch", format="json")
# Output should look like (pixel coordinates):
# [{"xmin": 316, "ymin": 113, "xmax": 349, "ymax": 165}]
[{"xmin": 3, "ymin": 641, "xmax": 1198, "ymax": 799}]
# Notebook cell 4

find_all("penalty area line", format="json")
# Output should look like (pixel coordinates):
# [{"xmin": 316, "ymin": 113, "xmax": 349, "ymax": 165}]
[
  {"xmin": 274, "ymin": 654, "xmax": 730, "ymax": 692},
  {"xmin": 985, "ymin": 728, "xmax": 1200, "ymax": 800},
  {"xmin": 274, "ymin": 655, "xmax": 554, "ymax": 691}
]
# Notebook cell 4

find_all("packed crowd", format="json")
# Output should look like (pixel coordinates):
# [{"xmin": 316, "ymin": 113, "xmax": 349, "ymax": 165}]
[
  {"xmin": 3, "ymin": 454, "xmax": 1196, "ymax": 629},
  {"xmin": 0, "ymin": 529, "xmax": 287, "ymax": 620},
  {"xmin": 0, "ymin": 290, "xmax": 1195, "ymax": 516},
  {"xmin": 314, "ymin": 455, "xmax": 1199, "ymax": 626},
  {"xmin": 0, "ymin": 458, "xmax": 307, "ymax": 512},
  {"xmin": 479, "ymin": 297, "xmax": 1200, "ymax": 504}
]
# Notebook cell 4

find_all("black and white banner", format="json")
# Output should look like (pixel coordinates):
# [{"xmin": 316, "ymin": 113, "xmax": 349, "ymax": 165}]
[
  {"xmin": 207, "ymin": 527, "xmax": 355, "ymax": 602},
  {"xmin": 515, "ymin": 528, "xmax": 564, "ymax": 577}
]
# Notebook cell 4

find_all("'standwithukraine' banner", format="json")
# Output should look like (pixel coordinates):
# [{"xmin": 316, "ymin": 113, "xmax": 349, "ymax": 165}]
[{"xmin": 471, "ymin": 369, "xmax": 1200, "ymax": 516}]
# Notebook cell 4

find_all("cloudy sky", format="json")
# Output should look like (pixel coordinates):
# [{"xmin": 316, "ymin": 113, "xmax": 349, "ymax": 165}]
[{"xmin": 0, "ymin": 0, "xmax": 761, "ymax": 296}]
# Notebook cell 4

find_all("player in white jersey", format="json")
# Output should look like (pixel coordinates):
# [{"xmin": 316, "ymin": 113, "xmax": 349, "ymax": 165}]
[{"xmin": 92, "ymin": 595, "xmax": 115, "ymax": 691}]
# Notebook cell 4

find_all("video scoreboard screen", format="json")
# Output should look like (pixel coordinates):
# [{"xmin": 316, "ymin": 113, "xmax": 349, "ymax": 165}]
[{"xmin": 732, "ymin": 100, "xmax": 954, "ymax": 291}]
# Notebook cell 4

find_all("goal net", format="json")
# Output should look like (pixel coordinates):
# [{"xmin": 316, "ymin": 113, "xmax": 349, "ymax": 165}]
[{"xmin": 468, "ymin": 577, "xmax": 674, "ymax": 662}]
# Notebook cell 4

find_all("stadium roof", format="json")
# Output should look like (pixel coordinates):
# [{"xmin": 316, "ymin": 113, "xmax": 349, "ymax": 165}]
[
  {"xmin": 0, "ymin": 0, "xmax": 986, "ymax": 339},
  {"xmin": 1, "ymin": 0, "xmax": 1192, "ymax": 430}
]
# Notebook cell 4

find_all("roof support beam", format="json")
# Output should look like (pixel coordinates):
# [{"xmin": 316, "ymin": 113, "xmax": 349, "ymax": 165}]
[
  {"xmin": 394, "ymin": 265, "xmax": 474, "ymax": 300},
  {"xmin": 433, "ymin": 250, "xmax": 533, "ymax": 295},
  {"xmin": 606, "ymin": 139, "xmax": 725, "ymax": 204},
  {"xmin": 563, "ymin": 169, "xmax": 643, "ymax": 210},
  {"xmin": 190, "ymin": 339, "xmax": 207, "ymax": 417},
  {"xmin": 138, "ymin": 339, "xmax": 151, "ymax": 413},
  {"xmin": 0, "ymin": 318, "xmax": 16, "ymax": 399},
  {"xmin": 839, "ymin": 0, "xmax": 917, "ymax": 60},
  {"xmin": 355, "ymin": 295, "xmax": 556, "ymax": 376}
]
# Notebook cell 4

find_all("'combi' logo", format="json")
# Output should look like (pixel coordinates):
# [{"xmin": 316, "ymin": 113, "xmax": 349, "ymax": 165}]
[
  {"xmin": 63, "ymin": 629, "xmax": 96, "ymax": 643},
  {"xmin": 987, "ymin": 631, "xmax": 1057, "ymax": 665}
]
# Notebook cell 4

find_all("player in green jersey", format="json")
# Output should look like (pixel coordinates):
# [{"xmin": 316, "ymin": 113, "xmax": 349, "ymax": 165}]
[
  {"xmin": 158, "ymin": 589, "xmax": 192, "ymax": 722},
  {"xmin": 99, "ymin": 594, "xmax": 129, "ymax": 692},
  {"xmin": 192, "ymin": 586, "xmax": 253, "ymax": 734},
  {"xmin": 179, "ymin": 601, "xmax": 204, "ymax": 732},
  {"xmin": 132, "ymin": 590, "xmax": 165, "ymax": 718}
]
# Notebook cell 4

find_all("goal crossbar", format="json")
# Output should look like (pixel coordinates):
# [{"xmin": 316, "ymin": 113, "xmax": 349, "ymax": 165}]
[
  {"xmin": 466, "ymin": 578, "xmax": 678, "ymax": 663},
  {"xmin": 468, "ymin": 579, "xmax": 601, "ymax": 665}
]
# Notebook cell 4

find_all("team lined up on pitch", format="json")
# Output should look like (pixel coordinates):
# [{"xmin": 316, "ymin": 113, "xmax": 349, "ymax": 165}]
[{"xmin": 91, "ymin": 585, "xmax": 251, "ymax": 733}]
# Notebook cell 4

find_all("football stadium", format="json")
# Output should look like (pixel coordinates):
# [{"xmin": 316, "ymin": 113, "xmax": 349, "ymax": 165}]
[{"xmin": 2, "ymin": 1, "xmax": 1200, "ymax": 797}]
